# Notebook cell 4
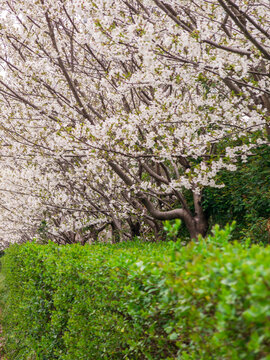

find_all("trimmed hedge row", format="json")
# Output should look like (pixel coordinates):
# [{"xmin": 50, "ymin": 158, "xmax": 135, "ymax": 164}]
[{"xmin": 2, "ymin": 225, "xmax": 270, "ymax": 359}]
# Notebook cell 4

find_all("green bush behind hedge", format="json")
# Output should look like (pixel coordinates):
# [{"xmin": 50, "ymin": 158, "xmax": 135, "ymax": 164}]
[
  {"xmin": 203, "ymin": 145, "xmax": 270, "ymax": 244},
  {"xmin": 2, "ymin": 225, "xmax": 270, "ymax": 359}
]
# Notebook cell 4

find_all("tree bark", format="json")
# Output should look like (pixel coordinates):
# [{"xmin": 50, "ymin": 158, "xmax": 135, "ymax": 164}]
[{"xmin": 141, "ymin": 195, "xmax": 208, "ymax": 240}]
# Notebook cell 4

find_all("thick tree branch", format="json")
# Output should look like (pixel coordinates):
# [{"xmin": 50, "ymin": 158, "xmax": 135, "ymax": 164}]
[{"xmin": 217, "ymin": 0, "xmax": 270, "ymax": 60}]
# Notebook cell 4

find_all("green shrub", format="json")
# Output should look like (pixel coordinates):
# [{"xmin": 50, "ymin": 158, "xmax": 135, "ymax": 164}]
[
  {"xmin": 203, "ymin": 145, "xmax": 270, "ymax": 244},
  {"xmin": 2, "ymin": 225, "xmax": 270, "ymax": 359}
]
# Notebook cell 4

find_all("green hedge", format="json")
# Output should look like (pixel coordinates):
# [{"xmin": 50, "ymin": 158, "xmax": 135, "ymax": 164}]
[{"xmin": 2, "ymin": 225, "xmax": 270, "ymax": 359}]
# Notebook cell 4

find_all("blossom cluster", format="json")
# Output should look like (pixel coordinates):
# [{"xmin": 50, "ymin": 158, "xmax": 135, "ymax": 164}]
[{"xmin": 0, "ymin": 0, "xmax": 269, "ymax": 245}]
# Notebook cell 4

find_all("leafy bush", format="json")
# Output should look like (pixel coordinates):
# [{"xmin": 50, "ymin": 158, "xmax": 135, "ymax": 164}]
[
  {"xmin": 2, "ymin": 225, "xmax": 270, "ymax": 359},
  {"xmin": 203, "ymin": 146, "xmax": 270, "ymax": 244}
]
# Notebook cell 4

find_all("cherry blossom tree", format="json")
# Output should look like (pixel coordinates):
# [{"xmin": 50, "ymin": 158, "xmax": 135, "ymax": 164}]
[{"xmin": 0, "ymin": 0, "xmax": 269, "ymax": 245}]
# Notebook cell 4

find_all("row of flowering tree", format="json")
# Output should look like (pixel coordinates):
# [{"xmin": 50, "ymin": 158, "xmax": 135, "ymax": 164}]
[{"xmin": 0, "ymin": 0, "xmax": 269, "ymax": 246}]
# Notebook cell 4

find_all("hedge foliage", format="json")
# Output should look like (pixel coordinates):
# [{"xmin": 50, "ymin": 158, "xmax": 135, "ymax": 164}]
[{"xmin": 2, "ymin": 225, "xmax": 270, "ymax": 359}]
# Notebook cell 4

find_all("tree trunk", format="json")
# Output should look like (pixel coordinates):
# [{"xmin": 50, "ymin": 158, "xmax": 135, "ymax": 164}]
[
  {"xmin": 141, "ymin": 195, "xmax": 208, "ymax": 240},
  {"xmin": 111, "ymin": 220, "xmax": 122, "ymax": 243},
  {"xmin": 127, "ymin": 217, "xmax": 141, "ymax": 238},
  {"xmin": 187, "ymin": 215, "xmax": 208, "ymax": 240}
]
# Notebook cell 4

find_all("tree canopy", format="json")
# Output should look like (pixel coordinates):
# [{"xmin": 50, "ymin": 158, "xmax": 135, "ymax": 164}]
[{"xmin": 0, "ymin": 0, "xmax": 269, "ymax": 245}]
